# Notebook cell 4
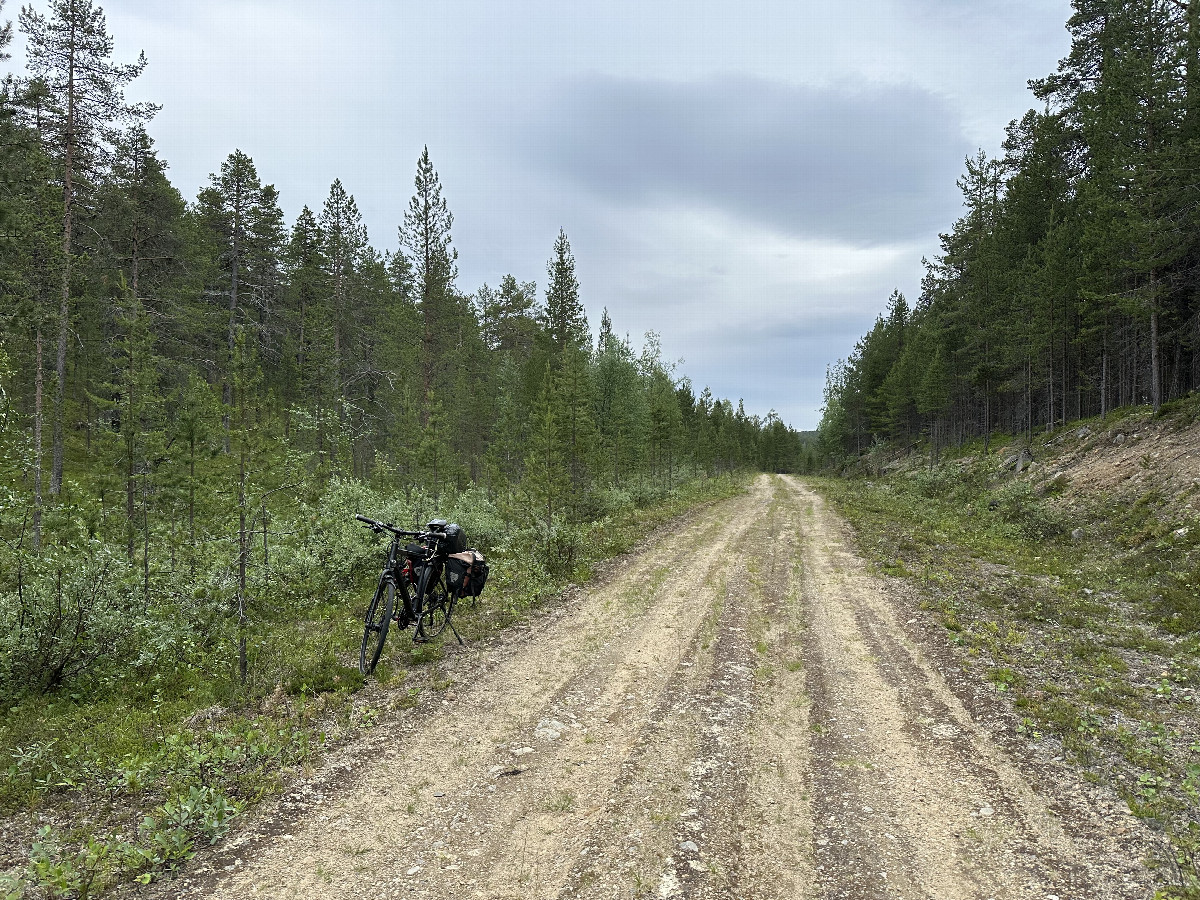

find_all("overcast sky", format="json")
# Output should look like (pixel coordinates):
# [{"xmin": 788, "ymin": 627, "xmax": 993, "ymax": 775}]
[{"xmin": 10, "ymin": 0, "xmax": 1073, "ymax": 430}]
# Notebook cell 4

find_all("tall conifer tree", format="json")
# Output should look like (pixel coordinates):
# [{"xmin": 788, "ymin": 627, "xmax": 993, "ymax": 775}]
[
  {"xmin": 319, "ymin": 178, "xmax": 367, "ymax": 406},
  {"xmin": 399, "ymin": 147, "xmax": 457, "ymax": 419},
  {"xmin": 544, "ymin": 229, "xmax": 588, "ymax": 356},
  {"xmin": 20, "ymin": 0, "xmax": 154, "ymax": 493}
]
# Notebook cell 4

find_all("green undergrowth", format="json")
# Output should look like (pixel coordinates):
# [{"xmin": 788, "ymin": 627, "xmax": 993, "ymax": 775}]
[
  {"xmin": 0, "ymin": 470, "xmax": 750, "ymax": 898},
  {"xmin": 813, "ymin": 412, "xmax": 1200, "ymax": 897}
]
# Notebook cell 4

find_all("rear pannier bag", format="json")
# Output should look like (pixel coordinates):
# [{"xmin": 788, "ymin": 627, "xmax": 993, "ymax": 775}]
[
  {"xmin": 465, "ymin": 550, "xmax": 489, "ymax": 597},
  {"xmin": 445, "ymin": 551, "xmax": 473, "ymax": 595},
  {"xmin": 446, "ymin": 550, "xmax": 489, "ymax": 597}
]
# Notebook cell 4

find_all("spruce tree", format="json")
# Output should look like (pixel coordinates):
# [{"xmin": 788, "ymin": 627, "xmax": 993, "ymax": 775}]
[
  {"xmin": 319, "ymin": 179, "xmax": 367, "ymax": 408},
  {"xmin": 544, "ymin": 229, "xmax": 588, "ymax": 356},
  {"xmin": 523, "ymin": 363, "xmax": 569, "ymax": 559},
  {"xmin": 399, "ymin": 147, "xmax": 457, "ymax": 418}
]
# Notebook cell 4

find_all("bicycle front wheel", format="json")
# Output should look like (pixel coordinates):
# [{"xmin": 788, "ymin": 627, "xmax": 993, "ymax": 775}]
[{"xmin": 360, "ymin": 578, "xmax": 394, "ymax": 675}]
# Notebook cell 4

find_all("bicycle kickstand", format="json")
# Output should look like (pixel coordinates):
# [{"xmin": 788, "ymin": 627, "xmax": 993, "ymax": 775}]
[{"xmin": 448, "ymin": 619, "xmax": 464, "ymax": 646}]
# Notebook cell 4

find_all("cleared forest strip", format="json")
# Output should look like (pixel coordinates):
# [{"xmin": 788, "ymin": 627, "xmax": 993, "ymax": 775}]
[{"xmin": 137, "ymin": 473, "xmax": 1171, "ymax": 900}]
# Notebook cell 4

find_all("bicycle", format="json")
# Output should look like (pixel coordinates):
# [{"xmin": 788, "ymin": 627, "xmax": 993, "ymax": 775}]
[{"xmin": 355, "ymin": 514, "xmax": 465, "ymax": 675}]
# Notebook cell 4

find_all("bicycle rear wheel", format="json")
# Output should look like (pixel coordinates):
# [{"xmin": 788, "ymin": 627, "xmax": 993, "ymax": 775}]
[
  {"xmin": 415, "ymin": 572, "xmax": 455, "ymax": 642},
  {"xmin": 360, "ymin": 578, "xmax": 394, "ymax": 675}
]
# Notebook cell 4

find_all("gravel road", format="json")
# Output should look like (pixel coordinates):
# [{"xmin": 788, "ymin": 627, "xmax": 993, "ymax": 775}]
[{"xmin": 160, "ymin": 475, "xmax": 1154, "ymax": 899}]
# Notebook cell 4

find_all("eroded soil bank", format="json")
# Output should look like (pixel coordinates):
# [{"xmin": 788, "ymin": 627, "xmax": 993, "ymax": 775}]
[{"xmin": 151, "ymin": 476, "xmax": 1154, "ymax": 899}]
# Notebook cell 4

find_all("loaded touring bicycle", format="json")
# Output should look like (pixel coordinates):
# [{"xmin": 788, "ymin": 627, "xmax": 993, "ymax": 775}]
[{"xmin": 354, "ymin": 515, "xmax": 489, "ymax": 674}]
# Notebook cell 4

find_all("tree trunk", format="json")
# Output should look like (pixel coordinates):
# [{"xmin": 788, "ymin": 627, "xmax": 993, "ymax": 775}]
[
  {"xmin": 142, "ymin": 473, "xmax": 150, "ymax": 606},
  {"xmin": 238, "ymin": 442, "xmax": 248, "ymax": 685},
  {"xmin": 1150, "ymin": 275, "xmax": 1161, "ymax": 412},
  {"xmin": 33, "ymin": 328, "xmax": 45, "ymax": 553},
  {"xmin": 188, "ymin": 437, "xmax": 195, "ymax": 542},
  {"xmin": 984, "ymin": 390, "xmax": 991, "ymax": 453},
  {"xmin": 1101, "ymin": 334, "xmax": 1109, "ymax": 418},
  {"xmin": 126, "ymin": 424, "xmax": 135, "ymax": 562},
  {"xmin": 51, "ymin": 44, "xmax": 77, "ymax": 497},
  {"xmin": 1047, "ymin": 317, "xmax": 1056, "ymax": 431},
  {"xmin": 224, "ymin": 185, "xmax": 241, "ymax": 453},
  {"xmin": 297, "ymin": 294, "xmax": 306, "ymax": 418}
]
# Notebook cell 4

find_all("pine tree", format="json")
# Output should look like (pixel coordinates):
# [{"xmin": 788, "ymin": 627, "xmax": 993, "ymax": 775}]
[
  {"xmin": 554, "ymin": 346, "xmax": 596, "ymax": 511},
  {"xmin": 478, "ymin": 274, "xmax": 539, "ymax": 355},
  {"xmin": 229, "ymin": 327, "xmax": 263, "ymax": 685},
  {"xmin": 20, "ymin": 0, "xmax": 154, "ymax": 494},
  {"xmin": 280, "ymin": 206, "xmax": 326, "ymax": 418},
  {"xmin": 648, "ymin": 368, "xmax": 683, "ymax": 489},
  {"xmin": 0, "ymin": 73, "xmax": 60, "ymax": 551},
  {"xmin": 917, "ymin": 346, "xmax": 953, "ymax": 465},
  {"xmin": 0, "ymin": 0, "xmax": 10, "ymax": 64},
  {"xmin": 196, "ymin": 150, "xmax": 282, "ymax": 444}
]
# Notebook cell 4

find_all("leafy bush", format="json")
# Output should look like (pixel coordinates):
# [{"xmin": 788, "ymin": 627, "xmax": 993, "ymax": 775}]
[
  {"xmin": 440, "ymin": 484, "xmax": 505, "ymax": 551},
  {"xmin": 0, "ymin": 538, "xmax": 143, "ymax": 694},
  {"xmin": 570, "ymin": 485, "xmax": 635, "ymax": 522}
]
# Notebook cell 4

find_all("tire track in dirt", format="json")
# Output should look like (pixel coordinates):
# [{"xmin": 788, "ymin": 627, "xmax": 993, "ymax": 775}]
[
  {"xmin": 561, "ymin": 476, "xmax": 805, "ymax": 900},
  {"xmin": 726, "ymin": 476, "xmax": 814, "ymax": 900}
]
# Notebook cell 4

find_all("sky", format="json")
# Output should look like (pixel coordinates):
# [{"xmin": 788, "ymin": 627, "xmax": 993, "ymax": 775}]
[{"xmin": 8, "ymin": 0, "xmax": 1075, "ymax": 430}]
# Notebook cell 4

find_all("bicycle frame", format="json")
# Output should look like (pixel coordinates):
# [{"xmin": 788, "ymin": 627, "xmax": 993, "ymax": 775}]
[{"xmin": 378, "ymin": 534, "xmax": 416, "ymax": 624}]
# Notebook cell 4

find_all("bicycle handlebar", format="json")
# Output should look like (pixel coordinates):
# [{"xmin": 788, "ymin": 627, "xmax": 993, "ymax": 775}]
[{"xmin": 355, "ymin": 514, "xmax": 448, "ymax": 545}]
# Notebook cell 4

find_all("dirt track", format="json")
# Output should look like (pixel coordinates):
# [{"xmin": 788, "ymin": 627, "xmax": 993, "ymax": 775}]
[{"xmin": 164, "ymin": 476, "xmax": 1154, "ymax": 899}]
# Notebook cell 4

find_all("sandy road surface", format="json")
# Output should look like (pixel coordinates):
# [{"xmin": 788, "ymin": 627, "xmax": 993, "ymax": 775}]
[{"xmin": 165, "ymin": 476, "xmax": 1152, "ymax": 899}]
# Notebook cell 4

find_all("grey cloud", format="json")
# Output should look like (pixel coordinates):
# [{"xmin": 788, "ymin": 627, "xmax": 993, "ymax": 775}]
[{"xmin": 522, "ymin": 75, "xmax": 971, "ymax": 246}]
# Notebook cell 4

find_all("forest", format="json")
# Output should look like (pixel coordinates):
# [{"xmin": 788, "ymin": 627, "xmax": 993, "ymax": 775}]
[
  {"xmin": 0, "ymin": 0, "xmax": 810, "ymax": 702},
  {"xmin": 819, "ymin": 0, "xmax": 1200, "ymax": 459}
]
